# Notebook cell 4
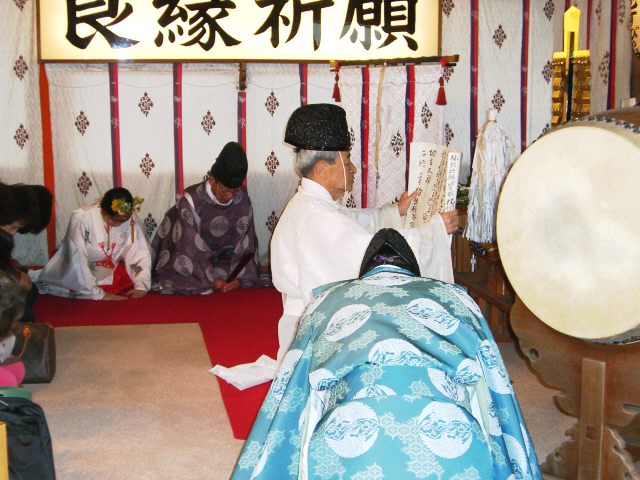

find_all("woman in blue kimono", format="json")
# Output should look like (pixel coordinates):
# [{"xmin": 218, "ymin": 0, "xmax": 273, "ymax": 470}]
[{"xmin": 232, "ymin": 229, "xmax": 541, "ymax": 479}]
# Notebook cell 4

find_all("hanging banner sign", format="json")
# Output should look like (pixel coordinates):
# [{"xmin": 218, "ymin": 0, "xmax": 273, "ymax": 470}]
[{"xmin": 38, "ymin": 0, "xmax": 440, "ymax": 62}]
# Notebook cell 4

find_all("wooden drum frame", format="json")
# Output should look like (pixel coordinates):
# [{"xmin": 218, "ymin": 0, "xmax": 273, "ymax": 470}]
[{"xmin": 497, "ymin": 107, "xmax": 640, "ymax": 479}]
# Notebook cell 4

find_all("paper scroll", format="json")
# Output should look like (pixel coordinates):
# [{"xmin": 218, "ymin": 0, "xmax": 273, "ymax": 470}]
[{"xmin": 404, "ymin": 142, "xmax": 461, "ymax": 229}]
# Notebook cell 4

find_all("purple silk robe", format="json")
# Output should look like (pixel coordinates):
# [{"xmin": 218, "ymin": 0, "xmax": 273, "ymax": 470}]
[{"xmin": 151, "ymin": 181, "xmax": 259, "ymax": 294}]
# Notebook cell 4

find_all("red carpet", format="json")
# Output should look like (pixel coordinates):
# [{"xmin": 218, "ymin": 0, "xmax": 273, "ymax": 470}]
[{"xmin": 33, "ymin": 288, "xmax": 282, "ymax": 439}]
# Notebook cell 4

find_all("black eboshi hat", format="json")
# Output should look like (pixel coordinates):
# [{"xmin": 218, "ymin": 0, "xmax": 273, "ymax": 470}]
[
  {"xmin": 284, "ymin": 103, "xmax": 351, "ymax": 151},
  {"xmin": 210, "ymin": 141, "xmax": 248, "ymax": 189}
]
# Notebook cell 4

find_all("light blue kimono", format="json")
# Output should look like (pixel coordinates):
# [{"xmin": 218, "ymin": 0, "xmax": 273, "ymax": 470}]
[{"xmin": 232, "ymin": 266, "xmax": 541, "ymax": 479}]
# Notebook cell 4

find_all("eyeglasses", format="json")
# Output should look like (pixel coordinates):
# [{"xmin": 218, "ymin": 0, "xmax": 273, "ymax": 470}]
[{"xmin": 216, "ymin": 183, "xmax": 240, "ymax": 195}]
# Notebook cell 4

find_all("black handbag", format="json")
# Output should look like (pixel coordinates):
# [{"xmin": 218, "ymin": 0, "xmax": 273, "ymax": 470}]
[
  {"xmin": 11, "ymin": 323, "xmax": 56, "ymax": 384},
  {"xmin": 0, "ymin": 393, "xmax": 56, "ymax": 479}
]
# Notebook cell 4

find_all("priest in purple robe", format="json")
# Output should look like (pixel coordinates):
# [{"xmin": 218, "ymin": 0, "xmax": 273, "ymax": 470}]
[{"xmin": 151, "ymin": 142, "xmax": 260, "ymax": 294}]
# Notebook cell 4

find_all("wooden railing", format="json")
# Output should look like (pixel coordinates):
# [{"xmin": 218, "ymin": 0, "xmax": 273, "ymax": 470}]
[{"xmin": 451, "ymin": 207, "xmax": 515, "ymax": 343}]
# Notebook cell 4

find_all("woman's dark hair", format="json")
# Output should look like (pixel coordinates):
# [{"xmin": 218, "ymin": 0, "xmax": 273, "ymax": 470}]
[
  {"xmin": 0, "ymin": 272, "xmax": 25, "ymax": 339},
  {"xmin": 16, "ymin": 185, "xmax": 53, "ymax": 234},
  {"xmin": 100, "ymin": 187, "xmax": 133, "ymax": 217},
  {"xmin": 0, "ymin": 183, "xmax": 53, "ymax": 234},
  {"xmin": 360, "ymin": 244, "xmax": 419, "ymax": 276},
  {"xmin": 19, "ymin": 185, "xmax": 52, "ymax": 234},
  {"xmin": 0, "ymin": 230, "xmax": 14, "ymax": 271},
  {"xmin": 359, "ymin": 228, "xmax": 421, "ymax": 277},
  {"xmin": 0, "ymin": 183, "xmax": 26, "ymax": 227}
]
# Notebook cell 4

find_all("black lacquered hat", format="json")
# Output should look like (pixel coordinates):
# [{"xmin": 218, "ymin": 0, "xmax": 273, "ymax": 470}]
[
  {"xmin": 284, "ymin": 103, "xmax": 351, "ymax": 151},
  {"xmin": 210, "ymin": 141, "xmax": 248, "ymax": 188}
]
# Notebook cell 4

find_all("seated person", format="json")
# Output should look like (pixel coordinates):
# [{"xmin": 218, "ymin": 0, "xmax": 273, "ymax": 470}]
[
  {"xmin": 231, "ymin": 229, "xmax": 541, "ymax": 479},
  {"xmin": 151, "ymin": 141, "xmax": 260, "ymax": 294},
  {"xmin": 0, "ymin": 183, "xmax": 53, "ymax": 321},
  {"xmin": 0, "ymin": 272, "xmax": 26, "ymax": 386},
  {"xmin": 37, "ymin": 188, "xmax": 151, "ymax": 300}
]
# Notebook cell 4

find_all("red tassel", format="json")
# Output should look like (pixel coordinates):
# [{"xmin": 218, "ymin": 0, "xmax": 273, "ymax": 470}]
[
  {"xmin": 332, "ymin": 62, "xmax": 341, "ymax": 102},
  {"xmin": 436, "ymin": 57, "xmax": 447, "ymax": 106},
  {"xmin": 436, "ymin": 77, "xmax": 447, "ymax": 105}
]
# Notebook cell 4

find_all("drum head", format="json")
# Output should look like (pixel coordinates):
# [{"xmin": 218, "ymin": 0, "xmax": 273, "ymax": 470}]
[{"xmin": 497, "ymin": 120, "xmax": 640, "ymax": 341}]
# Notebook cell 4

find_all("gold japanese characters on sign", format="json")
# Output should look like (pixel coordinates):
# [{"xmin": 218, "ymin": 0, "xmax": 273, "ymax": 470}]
[{"xmin": 38, "ymin": 0, "xmax": 440, "ymax": 62}]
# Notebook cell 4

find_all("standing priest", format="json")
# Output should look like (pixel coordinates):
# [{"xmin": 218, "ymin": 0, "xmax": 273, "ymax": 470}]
[
  {"xmin": 212, "ymin": 104, "xmax": 457, "ymax": 389},
  {"xmin": 270, "ymin": 103, "xmax": 458, "ymax": 364}
]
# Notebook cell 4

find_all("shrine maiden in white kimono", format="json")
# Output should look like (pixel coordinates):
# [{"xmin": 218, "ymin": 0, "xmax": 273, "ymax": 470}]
[{"xmin": 37, "ymin": 204, "xmax": 151, "ymax": 299}]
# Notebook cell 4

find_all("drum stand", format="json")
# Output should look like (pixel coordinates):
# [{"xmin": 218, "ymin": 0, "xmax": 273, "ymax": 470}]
[{"xmin": 511, "ymin": 298, "xmax": 640, "ymax": 479}]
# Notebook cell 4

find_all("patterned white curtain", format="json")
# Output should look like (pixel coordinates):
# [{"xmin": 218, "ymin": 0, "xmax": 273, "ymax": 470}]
[
  {"xmin": 526, "ymin": 0, "xmax": 560, "ymax": 144},
  {"xmin": 613, "ymin": 2, "xmax": 632, "ymax": 109},
  {"xmin": 1, "ymin": 0, "xmax": 46, "ymax": 264},
  {"xmin": 118, "ymin": 64, "xmax": 175, "ymax": 242},
  {"xmin": 412, "ymin": 65, "xmax": 444, "ymax": 147},
  {"xmin": 478, "ymin": 0, "xmax": 524, "ymax": 155},
  {"xmin": 338, "ymin": 67, "xmax": 364, "ymax": 208},
  {"xmin": 369, "ymin": 65, "xmax": 408, "ymax": 207},
  {"xmin": 441, "ymin": 0, "xmax": 472, "ymax": 183},
  {"xmin": 591, "ymin": 1, "xmax": 613, "ymax": 113},
  {"xmin": 306, "ymin": 63, "xmax": 335, "ymax": 105},
  {"xmin": 245, "ymin": 64, "xmax": 300, "ymax": 264},
  {"xmin": 46, "ymin": 64, "xmax": 113, "ymax": 246},
  {"xmin": 182, "ymin": 63, "xmax": 238, "ymax": 188}
]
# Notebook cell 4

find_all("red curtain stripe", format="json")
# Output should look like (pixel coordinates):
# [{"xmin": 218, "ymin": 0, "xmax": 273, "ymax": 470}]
[
  {"xmin": 39, "ymin": 64, "xmax": 56, "ymax": 257},
  {"xmin": 173, "ymin": 63, "xmax": 184, "ymax": 196},
  {"xmin": 299, "ymin": 63, "xmax": 308, "ymax": 106},
  {"xmin": 109, "ymin": 64, "xmax": 122, "ymax": 188},
  {"xmin": 587, "ymin": 0, "xmax": 593, "ymax": 50},
  {"xmin": 470, "ymin": 0, "xmax": 480, "ymax": 163},
  {"xmin": 361, "ymin": 67, "xmax": 369, "ymax": 208},
  {"xmin": 521, "ymin": 0, "xmax": 531, "ymax": 152},
  {"xmin": 238, "ymin": 86, "xmax": 247, "ymax": 188},
  {"xmin": 608, "ymin": 0, "xmax": 617, "ymax": 109},
  {"xmin": 405, "ymin": 64, "xmax": 415, "ymax": 190}
]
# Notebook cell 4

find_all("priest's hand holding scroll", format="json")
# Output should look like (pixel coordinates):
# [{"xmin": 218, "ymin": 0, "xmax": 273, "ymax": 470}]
[
  {"xmin": 398, "ymin": 190, "xmax": 459, "ymax": 234},
  {"xmin": 439, "ymin": 210, "xmax": 459, "ymax": 234}
]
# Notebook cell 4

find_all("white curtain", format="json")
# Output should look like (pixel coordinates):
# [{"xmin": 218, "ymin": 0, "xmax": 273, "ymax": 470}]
[
  {"xmin": 526, "ymin": 0, "xmax": 560, "ymax": 143},
  {"xmin": 182, "ymin": 63, "xmax": 238, "ymax": 189},
  {"xmin": 46, "ymin": 64, "xmax": 113, "ymax": 247},
  {"xmin": 368, "ymin": 66, "xmax": 409, "ymax": 207},
  {"xmin": 118, "ymin": 64, "xmax": 175, "ymax": 241},
  {"xmin": 614, "ymin": 2, "xmax": 632, "ymax": 109},
  {"xmin": 478, "ymin": 0, "xmax": 523, "ymax": 153},
  {"xmin": 412, "ymin": 65, "xmax": 444, "ymax": 146},
  {"xmin": 306, "ymin": 63, "xmax": 335, "ymax": 105},
  {"xmin": 339, "ymin": 67, "xmax": 364, "ymax": 208},
  {"xmin": 245, "ymin": 64, "xmax": 300, "ymax": 264},
  {"xmin": 441, "ymin": 0, "xmax": 472, "ymax": 183},
  {"xmin": 590, "ymin": 0, "xmax": 612, "ymax": 113}
]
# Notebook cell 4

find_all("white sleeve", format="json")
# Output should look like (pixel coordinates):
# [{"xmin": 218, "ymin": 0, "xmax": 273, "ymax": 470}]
[
  {"xmin": 124, "ymin": 219, "xmax": 152, "ymax": 291},
  {"xmin": 399, "ymin": 214, "xmax": 453, "ymax": 282},
  {"xmin": 339, "ymin": 203, "xmax": 403, "ymax": 233},
  {"xmin": 295, "ymin": 209, "xmax": 382, "ymax": 305},
  {"xmin": 38, "ymin": 212, "xmax": 104, "ymax": 299}
]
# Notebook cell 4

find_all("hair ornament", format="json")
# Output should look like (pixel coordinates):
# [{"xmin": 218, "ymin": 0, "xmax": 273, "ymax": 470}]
[{"xmin": 111, "ymin": 196, "xmax": 144, "ymax": 216}]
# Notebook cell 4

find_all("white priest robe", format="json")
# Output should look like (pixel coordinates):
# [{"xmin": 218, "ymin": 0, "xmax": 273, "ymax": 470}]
[
  {"xmin": 212, "ymin": 178, "xmax": 452, "ymax": 389},
  {"xmin": 37, "ymin": 205, "xmax": 152, "ymax": 300}
]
